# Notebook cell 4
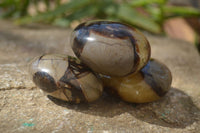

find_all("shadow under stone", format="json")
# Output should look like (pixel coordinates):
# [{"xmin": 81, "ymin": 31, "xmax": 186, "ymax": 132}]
[
  {"xmin": 48, "ymin": 88, "xmax": 200, "ymax": 128},
  {"xmin": 128, "ymin": 88, "xmax": 200, "ymax": 128}
]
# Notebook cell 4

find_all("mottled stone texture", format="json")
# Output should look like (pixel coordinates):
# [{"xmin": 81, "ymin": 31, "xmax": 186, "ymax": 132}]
[{"xmin": 0, "ymin": 20, "xmax": 200, "ymax": 133}]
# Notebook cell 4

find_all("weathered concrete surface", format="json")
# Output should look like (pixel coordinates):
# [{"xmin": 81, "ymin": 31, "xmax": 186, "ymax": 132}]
[{"xmin": 0, "ymin": 20, "xmax": 200, "ymax": 133}]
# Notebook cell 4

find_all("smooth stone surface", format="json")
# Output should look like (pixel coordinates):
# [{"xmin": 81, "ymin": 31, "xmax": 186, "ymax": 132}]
[
  {"xmin": 102, "ymin": 59, "xmax": 172, "ymax": 103},
  {"xmin": 29, "ymin": 54, "xmax": 103, "ymax": 103},
  {"xmin": 71, "ymin": 21, "xmax": 150, "ymax": 76},
  {"xmin": 0, "ymin": 20, "xmax": 200, "ymax": 133}
]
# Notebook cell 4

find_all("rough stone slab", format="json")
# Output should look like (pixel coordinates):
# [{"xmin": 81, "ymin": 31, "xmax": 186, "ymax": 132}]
[{"xmin": 0, "ymin": 20, "xmax": 200, "ymax": 133}]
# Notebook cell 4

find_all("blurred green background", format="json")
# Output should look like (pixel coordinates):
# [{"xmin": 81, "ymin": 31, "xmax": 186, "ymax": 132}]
[{"xmin": 0, "ymin": 0, "xmax": 200, "ymax": 49}]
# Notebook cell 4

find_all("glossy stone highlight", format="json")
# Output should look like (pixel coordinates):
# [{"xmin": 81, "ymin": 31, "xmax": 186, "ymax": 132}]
[
  {"xmin": 101, "ymin": 59, "xmax": 172, "ymax": 103},
  {"xmin": 71, "ymin": 20, "xmax": 151, "ymax": 76},
  {"xmin": 29, "ymin": 54, "xmax": 103, "ymax": 103}
]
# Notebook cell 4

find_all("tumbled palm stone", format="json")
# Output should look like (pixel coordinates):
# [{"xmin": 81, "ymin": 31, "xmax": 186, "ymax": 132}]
[{"xmin": 71, "ymin": 20, "xmax": 151, "ymax": 76}]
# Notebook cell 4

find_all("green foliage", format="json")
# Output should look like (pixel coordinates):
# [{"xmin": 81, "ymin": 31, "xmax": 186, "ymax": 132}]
[{"xmin": 0, "ymin": 0, "xmax": 200, "ymax": 33}]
